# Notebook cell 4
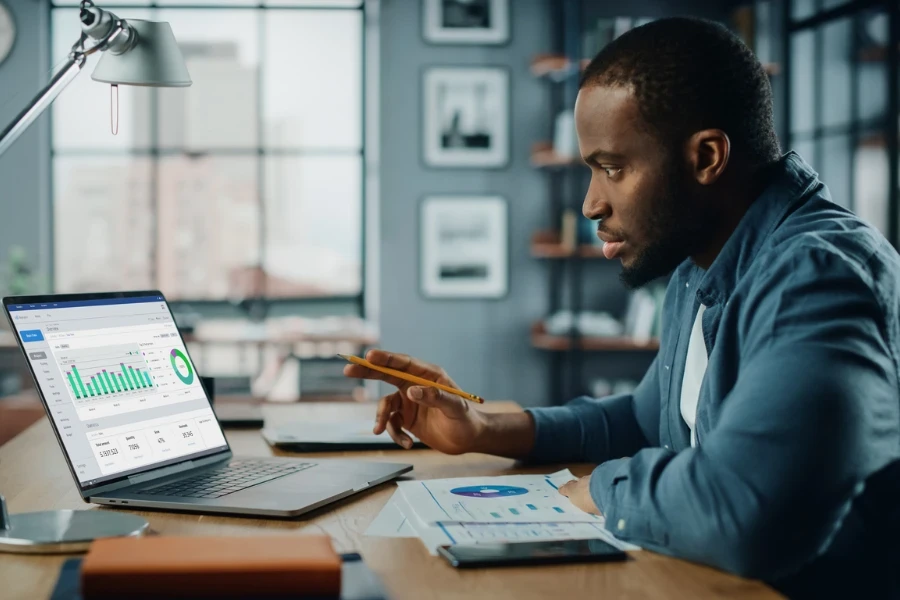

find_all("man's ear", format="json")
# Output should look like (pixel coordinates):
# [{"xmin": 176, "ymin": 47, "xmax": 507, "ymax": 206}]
[{"xmin": 686, "ymin": 129, "xmax": 730, "ymax": 186}]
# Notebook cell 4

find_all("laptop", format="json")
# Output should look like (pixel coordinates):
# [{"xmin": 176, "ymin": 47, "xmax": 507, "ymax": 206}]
[
  {"xmin": 3, "ymin": 291, "xmax": 412, "ymax": 518},
  {"xmin": 263, "ymin": 420, "xmax": 426, "ymax": 452}
]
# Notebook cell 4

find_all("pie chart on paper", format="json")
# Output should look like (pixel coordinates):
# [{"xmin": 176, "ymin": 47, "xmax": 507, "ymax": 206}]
[{"xmin": 450, "ymin": 485, "xmax": 529, "ymax": 498}]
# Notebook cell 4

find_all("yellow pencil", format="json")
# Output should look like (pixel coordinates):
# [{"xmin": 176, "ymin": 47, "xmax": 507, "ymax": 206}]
[{"xmin": 339, "ymin": 354, "xmax": 484, "ymax": 404}]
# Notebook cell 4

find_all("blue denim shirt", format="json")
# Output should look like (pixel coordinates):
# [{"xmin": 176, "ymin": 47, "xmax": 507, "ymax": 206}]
[{"xmin": 526, "ymin": 153, "xmax": 900, "ymax": 596}]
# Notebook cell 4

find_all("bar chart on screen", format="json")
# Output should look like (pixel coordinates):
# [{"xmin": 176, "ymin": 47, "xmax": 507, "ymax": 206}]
[
  {"xmin": 58, "ymin": 344, "xmax": 155, "ymax": 402},
  {"xmin": 55, "ymin": 340, "xmax": 202, "ymax": 421}
]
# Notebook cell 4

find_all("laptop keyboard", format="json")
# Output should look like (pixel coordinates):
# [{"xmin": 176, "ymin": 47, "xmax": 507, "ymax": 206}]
[{"xmin": 136, "ymin": 459, "xmax": 316, "ymax": 499}]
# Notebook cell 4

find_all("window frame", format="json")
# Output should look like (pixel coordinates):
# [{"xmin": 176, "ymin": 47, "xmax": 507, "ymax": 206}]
[
  {"xmin": 48, "ymin": 0, "xmax": 368, "ymax": 314},
  {"xmin": 782, "ymin": 0, "xmax": 900, "ymax": 247}
]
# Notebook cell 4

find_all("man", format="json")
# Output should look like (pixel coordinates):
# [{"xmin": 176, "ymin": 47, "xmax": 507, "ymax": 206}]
[{"xmin": 345, "ymin": 18, "xmax": 900, "ymax": 598}]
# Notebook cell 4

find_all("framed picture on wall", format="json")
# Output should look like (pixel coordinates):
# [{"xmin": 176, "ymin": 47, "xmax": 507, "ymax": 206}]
[
  {"xmin": 423, "ymin": 66, "xmax": 509, "ymax": 168},
  {"xmin": 420, "ymin": 195, "xmax": 508, "ymax": 299},
  {"xmin": 423, "ymin": 0, "xmax": 509, "ymax": 45}
]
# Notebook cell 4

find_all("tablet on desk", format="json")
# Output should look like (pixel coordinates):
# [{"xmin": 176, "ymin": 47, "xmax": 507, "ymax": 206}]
[
  {"xmin": 438, "ymin": 539, "xmax": 628, "ymax": 568},
  {"xmin": 263, "ymin": 421, "xmax": 426, "ymax": 451}
]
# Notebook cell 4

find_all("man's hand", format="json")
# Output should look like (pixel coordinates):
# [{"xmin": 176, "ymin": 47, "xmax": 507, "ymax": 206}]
[
  {"xmin": 558, "ymin": 475, "xmax": 602, "ymax": 515},
  {"xmin": 343, "ymin": 349, "xmax": 537, "ymax": 458},
  {"xmin": 343, "ymin": 349, "xmax": 490, "ymax": 455}
]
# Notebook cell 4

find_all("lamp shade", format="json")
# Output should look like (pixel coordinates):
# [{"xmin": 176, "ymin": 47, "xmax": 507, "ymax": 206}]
[{"xmin": 91, "ymin": 19, "xmax": 191, "ymax": 87}]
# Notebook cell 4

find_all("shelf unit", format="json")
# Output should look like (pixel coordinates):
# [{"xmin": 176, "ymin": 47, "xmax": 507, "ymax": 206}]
[
  {"xmin": 531, "ymin": 1, "xmax": 674, "ymax": 404},
  {"xmin": 530, "ymin": 53, "xmax": 781, "ymax": 78},
  {"xmin": 529, "ymin": 54, "xmax": 590, "ymax": 80},
  {"xmin": 531, "ymin": 231, "xmax": 606, "ymax": 259},
  {"xmin": 531, "ymin": 2, "xmax": 774, "ymax": 403},
  {"xmin": 530, "ymin": 142, "xmax": 582, "ymax": 168},
  {"xmin": 531, "ymin": 323, "xmax": 659, "ymax": 352},
  {"xmin": 858, "ymin": 43, "xmax": 899, "ymax": 62}
]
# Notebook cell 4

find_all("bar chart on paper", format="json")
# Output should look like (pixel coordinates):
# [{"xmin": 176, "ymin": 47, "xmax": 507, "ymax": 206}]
[
  {"xmin": 397, "ymin": 472, "xmax": 602, "ymax": 525},
  {"xmin": 58, "ymin": 344, "xmax": 154, "ymax": 401}
]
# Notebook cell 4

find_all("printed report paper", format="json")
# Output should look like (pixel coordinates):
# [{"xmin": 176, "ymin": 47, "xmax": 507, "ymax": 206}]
[
  {"xmin": 396, "ymin": 469, "xmax": 601, "ymax": 525},
  {"xmin": 365, "ymin": 490, "xmax": 416, "ymax": 538},
  {"xmin": 392, "ymin": 485, "xmax": 639, "ymax": 555}
]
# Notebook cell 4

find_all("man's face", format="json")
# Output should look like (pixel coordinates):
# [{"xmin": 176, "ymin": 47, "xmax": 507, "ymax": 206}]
[{"xmin": 574, "ymin": 85, "xmax": 714, "ymax": 288}]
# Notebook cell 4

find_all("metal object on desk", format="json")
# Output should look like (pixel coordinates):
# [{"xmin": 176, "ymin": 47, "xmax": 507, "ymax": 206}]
[
  {"xmin": 0, "ymin": 494, "xmax": 148, "ymax": 554},
  {"xmin": 200, "ymin": 375, "xmax": 216, "ymax": 403},
  {"xmin": 214, "ymin": 403, "xmax": 265, "ymax": 428},
  {"xmin": 203, "ymin": 377, "xmax": 265, "ymax": 429}
]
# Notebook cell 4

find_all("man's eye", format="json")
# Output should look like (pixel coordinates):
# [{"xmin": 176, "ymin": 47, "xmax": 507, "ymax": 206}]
[{"xmin": 603, "ymin": 167, "xmax": 622, "ymax": 179}]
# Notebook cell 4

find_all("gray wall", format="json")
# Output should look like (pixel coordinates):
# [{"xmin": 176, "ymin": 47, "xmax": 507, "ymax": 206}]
[
  {"xmin": 377, "ymin": 0, "xmax": 741, "ymax": 407},
  {"xmin": 0, "ymin": 0, "xmax": 50, "ymax": 292},
  {"xmin": 378, "ymin": 0, "xmax": 553, "ymax": 407}
]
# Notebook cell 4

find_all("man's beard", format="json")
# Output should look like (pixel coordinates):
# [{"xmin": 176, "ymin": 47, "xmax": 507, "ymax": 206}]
[{"xmin": 618, "ymin": 163, "xmax": 713, "ymax": 289}]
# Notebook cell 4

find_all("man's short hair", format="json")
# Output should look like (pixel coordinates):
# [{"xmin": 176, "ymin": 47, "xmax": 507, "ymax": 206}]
[{"xmin": 581, "ymin": 17, "xmax": 781, "ymax": 167}]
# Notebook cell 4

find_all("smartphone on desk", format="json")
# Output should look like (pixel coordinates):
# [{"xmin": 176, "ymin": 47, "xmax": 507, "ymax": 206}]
[{"xmin": 437, "ymin": 539, "xmax": 628, "ymax": 569}]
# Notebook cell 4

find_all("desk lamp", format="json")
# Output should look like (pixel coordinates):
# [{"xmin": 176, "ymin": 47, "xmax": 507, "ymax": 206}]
[
  {"xmin": 0, "ymin": 0, "xmax": 190, "ymax": 552},
  {"xmin": 0, "ymin": 0, "xmax": 191, "ymax": 157}
]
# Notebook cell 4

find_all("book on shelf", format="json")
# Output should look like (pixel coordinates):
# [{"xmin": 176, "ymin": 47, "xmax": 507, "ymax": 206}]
[
  {"xmin": 732, "ymin": 4, "xmax": 756, "ymax": 53},
  {"xmin": 623, "ymin": 289, "xmax": 655, "ymax": 343},
  {"xmin": 543, "ymin": 310, "xmax": 624, "ymax": 338},
  {"xmin": 623, "ymin": 283, "xmax": 666, "ymax": 343},
  {"xmin": 560, "ymin": 209, "xmax": 579, "ymax": 251},
  {"xmin": 649, "ymin": 284, "xmax": 667, "ymax": 339},
  {"xmin": 552, "ymin": 109, "xmax": 579, "ymax": 159},
  {"xmin": 582, "ymin": 17, "xmax": 655, "ymax": 60}
]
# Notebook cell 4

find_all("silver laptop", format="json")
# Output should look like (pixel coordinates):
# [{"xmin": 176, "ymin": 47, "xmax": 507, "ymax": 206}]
[{"xmin": 3, "ymin": 291, "xmax": 412, "ymax": 517}]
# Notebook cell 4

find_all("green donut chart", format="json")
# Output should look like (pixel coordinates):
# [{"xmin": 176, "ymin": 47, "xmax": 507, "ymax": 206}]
[{"xmin": 170, "ymin": 349, "xmax": 194, "ymax": 385}]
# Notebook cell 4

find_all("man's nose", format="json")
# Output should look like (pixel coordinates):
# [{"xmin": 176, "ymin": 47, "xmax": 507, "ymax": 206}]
[{"xmin": 583, "ymin": 195, "xmax": 610, "ymax": 221}]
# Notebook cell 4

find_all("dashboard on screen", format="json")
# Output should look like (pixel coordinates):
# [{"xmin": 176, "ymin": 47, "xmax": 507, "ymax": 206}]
[{"xmin": 6, "ymin": 295, "xmax": 227, "ymax": 489}]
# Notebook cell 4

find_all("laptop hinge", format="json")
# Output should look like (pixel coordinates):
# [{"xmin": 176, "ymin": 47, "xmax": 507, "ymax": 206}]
[
  {"xmin": 126, "ymin": 451, "xmax": 231, "ymax": 486},
  {"xmin": 128, "ymin": 460, "xmax": 197, "ymax": 485},
  {"xmin": 85, "ymin": 452, "xmax": 231, "ymax": 498}
]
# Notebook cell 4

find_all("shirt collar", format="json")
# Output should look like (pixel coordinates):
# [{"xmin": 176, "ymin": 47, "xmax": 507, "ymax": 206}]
[{"xmin": 694, "ymin": 152, "xmax": 820, "ymax": 306}]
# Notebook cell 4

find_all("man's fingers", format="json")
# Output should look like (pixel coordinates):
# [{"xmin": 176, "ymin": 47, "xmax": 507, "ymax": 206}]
[
  {"xmin": 365, "ymin": 349, "xmax": 443, "ymax": 379},
  {"xmin": 558, "ymin": 481, "xmax": 573, "ymax": 496},
  {"xmin": 405, "ymin": 386, "xmax": 467, "ymax": 418},
  {"xmin": 374, "ymin": 392, "xmax": 401, "ymax": 435},
  {"xmin": 344, "ymin": 364, "xmax": 408, "ymax": 389},
  {"xmin": 385, "ymin": 412, "xmax": 413, "ymax": 449},
  {"xmin": 344, "ymin": 364, "xmax": 371, "ymax": 378}
]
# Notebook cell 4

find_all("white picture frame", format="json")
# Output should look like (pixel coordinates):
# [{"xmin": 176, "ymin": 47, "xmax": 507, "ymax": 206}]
[
  {"xmin": 423, "ymin": 66, "xmax": 509, "ymax": 168},
  {"xmin": 420, "ymin": 196, "xmax": 508, "ymax": 299},
  {"xmin": 423, "ymin": 0, "xmax": 510, "ymax": 45}
]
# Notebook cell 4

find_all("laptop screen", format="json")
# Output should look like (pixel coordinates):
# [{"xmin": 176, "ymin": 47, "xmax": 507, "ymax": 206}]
[{"xmin": 7, "ymin": 294, "xmax": 228, "ymax": 489}]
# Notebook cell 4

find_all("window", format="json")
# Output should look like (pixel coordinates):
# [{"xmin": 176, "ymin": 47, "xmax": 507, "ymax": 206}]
[
  {"xmin": 785, "ymin": 1, "xmax": 899, "ymax": 243},
  {"xmin": 50, "ymin": 1, "xmax": 364, "ymax": 301}
]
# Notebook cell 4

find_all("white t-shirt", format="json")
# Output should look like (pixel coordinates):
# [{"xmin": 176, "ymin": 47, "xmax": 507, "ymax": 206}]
[{"xmin": 680, "ymin": 304, "xmax": 708, "ymax": 447}]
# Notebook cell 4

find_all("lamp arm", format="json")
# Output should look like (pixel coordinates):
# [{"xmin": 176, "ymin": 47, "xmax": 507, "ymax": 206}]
[
  {"xmin": 0, "ymin": 6, "xmax": 134, "ymax": 159},
  {"xmin": 0, "ymin": 55, "xmax": 86, "ymax": 158}
]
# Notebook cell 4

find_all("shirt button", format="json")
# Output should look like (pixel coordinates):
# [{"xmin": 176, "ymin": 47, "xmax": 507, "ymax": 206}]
[
  {"xmin": 664, "ymin": 445, "xmax": 670, "ymax": 449},
  {"xmin": 685, "ymin": 282, "xmax": 689, "ymax": 287},
  {"xmin": 617, "ymin": 519, "xmax": 626, "ymax": 531}
]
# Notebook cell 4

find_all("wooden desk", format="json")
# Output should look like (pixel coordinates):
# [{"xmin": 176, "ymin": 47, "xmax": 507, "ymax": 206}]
[
  {"xmin": 0, "ymin": 393, "xmax": 44, "ymax": 447},
  {"xmin": 0, "ymin": 402, "xmax": 781, "ymax": 600}
]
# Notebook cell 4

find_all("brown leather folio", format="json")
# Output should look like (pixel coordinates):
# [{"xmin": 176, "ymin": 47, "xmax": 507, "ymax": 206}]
[{"xmin": 80, "ymin": 535, "xmax": 342, "ymax": 598}]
